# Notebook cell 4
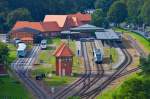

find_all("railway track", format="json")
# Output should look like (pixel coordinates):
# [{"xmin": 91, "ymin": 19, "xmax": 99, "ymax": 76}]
[
  {"xmin": 12, "ymin": 46, "xmax": 48, "ymax": 99},
  {"xmin": 53, "ymin": 41, "xmax": 92, "ymax": 99},
  {"xmin": 127, "ymin": 36, "xmax": 146, "ymax": 57},
  {"xmin": 80, "ymin": 43, "xmax": 132, "ymax": 99},
  {"xmin": 116, "ymin": 67, "xmax": 140, "ymax": 78},
  {"xmin": 73, "ymin": 41, "xmax": 104, "ymax": 97}
]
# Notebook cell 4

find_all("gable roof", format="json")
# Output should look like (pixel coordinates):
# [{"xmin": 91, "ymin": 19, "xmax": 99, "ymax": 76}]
[
  {"xmin": 11, "ymin": 27, "xmax": 41, "ymax": 34},
  {"xmin": 12, "ymin": 21, "xmax": 45, "ymax": 32},
  {"xmin": 42, "ymin": 22, "xmax": 61, "ymax": 32},
  {"xmin": 12, "ymin": 21, "xmax": 62, "ymax": 33},
  {"xmin": 53, "ymin": 43, "xmax": 74, "ymax": 57},
  {"xmin": 69, "ymin": 12, "xmax": 91, "ymax": 26},
  {"xmin": 70, "ymin": 24, "xmax": 104, "ymax": 31},
  {"xmin": 43, "ymin": 15, "xmax": 68, "ymax": 27},
  {"xmin": 72, "ymin": 12, "xmax": 91, "ymax": 22}
]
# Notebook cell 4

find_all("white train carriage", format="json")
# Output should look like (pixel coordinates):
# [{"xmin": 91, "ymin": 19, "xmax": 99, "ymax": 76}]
[
  {"xmin": 17, "ymin": 43, "xmax": 27, "ymax": 58},
  {"xmin": 40, "ymin": 40, "xmax": 47, "ymax": 50},
  {"xmin": 94, "ymin": 49, "xmax": 103, "ymax": 64}
]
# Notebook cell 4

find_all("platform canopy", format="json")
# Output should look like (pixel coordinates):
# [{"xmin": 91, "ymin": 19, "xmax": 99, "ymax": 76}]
[
  {"xmin": 70, "ymin": 24, "xmax": 104, "ymax": 32},
  {"xmin": 61, "ymin": 31, "xmax": 80, "ymax": 34},
  {"xmin": 95, "ymin": 29, "xmax": 120, "ymax": 40}
]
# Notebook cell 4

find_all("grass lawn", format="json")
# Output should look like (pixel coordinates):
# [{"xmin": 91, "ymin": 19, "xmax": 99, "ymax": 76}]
[
  {"xmin": 7, "ymin": 44, "xmax": 17, "ymax": 64},
  {"xmin": 111, "ymin": 48, "xmax": 118, "ymax": 63},
  {"xmin": 114, "ymin": 28, "xmax": 150, "ymax": 52},
  {"xmin": 47, "ymin": 37, "xmax": 61, "ymax": 45},
  {"xmin": 104, "ymin": 48, "xmax": 118, "ymax": 63},
  {"xmin": 32, "ymin": 38, "xmax": 83, "ymax": 87},
  {"xmin": 44, "ymin": 75, "xmax": 76, "ymax": 86},
  {"xmin": 0, "ymin": 75, "xmax": 32, "ymax": 99},
  {"xmin": 31, "ymin": 65, "xmax": 77, "ymax": 87}
]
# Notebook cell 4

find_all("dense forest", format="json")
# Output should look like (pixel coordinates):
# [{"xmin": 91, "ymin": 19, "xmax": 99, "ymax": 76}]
[{"xmin": 0, "ymin": 0, "xmax": 150, "ymax": 32}]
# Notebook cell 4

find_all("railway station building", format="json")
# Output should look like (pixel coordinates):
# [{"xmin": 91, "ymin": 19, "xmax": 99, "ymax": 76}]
[
  {"xmin": 10, "ymin": 12, "xmax": 91, "ymax": 44},
  {"xmin": 10, "ymin": 21, "xmax": 61, "ymax": 44},
  {"xmin": 61, "ymin": 24, "xmax": 104, "ymax": 39},
  {"xmin": 53, "ymin": 43, "xmax": 74, "ymax": 76}
]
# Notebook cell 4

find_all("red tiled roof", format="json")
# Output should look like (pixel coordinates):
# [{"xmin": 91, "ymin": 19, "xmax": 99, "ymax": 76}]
[
  {"xmin": 43, "ymin": 15, "xmax": 68, "ymax": 27},
  {"xmin": 53, "ymin": 43, "xmax": 74, "ymax": 57},
  {"xmin": 69, "ymin": 12, "xmax": 91, "ymax": 26},
  {"xmin": 12, "ymin": 21, "xmax": 45, "ymax": 32},
  {"xmin": 42, "ymin": 22, "xmax": 61, "ymax": 32},
  {"xmin": 21, "ymin": 37, "xmax": 33, "ymax": 41},
  {"xmin": 12, "ymin": 13, "xmax": 91, "ymax": 33},
  {"xmin": 75, "ymin": 12, "xmax": 91, "ymax": 21}
]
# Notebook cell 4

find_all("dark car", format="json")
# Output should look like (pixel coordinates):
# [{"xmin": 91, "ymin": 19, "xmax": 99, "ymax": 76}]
[{"xmin": 35, "ymin": 75, "xmax": 42, "ymax": 80}]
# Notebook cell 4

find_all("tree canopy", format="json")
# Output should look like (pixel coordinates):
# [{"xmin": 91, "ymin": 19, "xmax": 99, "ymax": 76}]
[
  {"xmin": 107, "ymin": 1, "xmax": 128, "ymax": 25},
  {"xmin": 114, "ymin": 78, "xmax": 150, "ymax": 99},
  {"xmin": 95, "ymin": 0, "xmax": 115, "ymax": 12},
  {"xmin": 91, "ymin": 9, "xmax": 105, "ymax": 27},
  {"xmin": 140, "ymin": 0, "xmax": 150, "ymax": 25},
  {"xmin": 0, "ymin": 42, "xmax": 9, "ymax": 65},
  {"xmin": 6, "ymin": 8, "xmax": 32, "ymax": 28},
  {"xmin": 126, "ymin": 0, "xmax": 144, "ymax": 25},
  {"xmin": 140, "ymin": 55, "xmax": 150, "ymax": 75}
]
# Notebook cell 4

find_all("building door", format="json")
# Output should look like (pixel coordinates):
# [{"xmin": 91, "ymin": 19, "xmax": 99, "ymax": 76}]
[{"xmin": 62, "ymin": 69, "xmax": 65, "ymax": 76}]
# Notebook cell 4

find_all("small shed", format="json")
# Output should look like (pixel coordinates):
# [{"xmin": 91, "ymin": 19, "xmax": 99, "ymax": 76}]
[{"xmin": 53, "ymin": 43, "xmax": 74, "ymax": 76}]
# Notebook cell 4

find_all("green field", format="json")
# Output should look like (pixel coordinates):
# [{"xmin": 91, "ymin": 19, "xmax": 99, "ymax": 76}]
[
  {"xmin": 111, "ymin": 48, "xmax": 118, "ymax": 63},
  {"xmin": 31, "ymin": 64, "xmax": 78, "ymax": 87},
  {"xmin": 47, "ymin": 37, "xmax": 61, "ymax": 45},
  {"xmin": 114, "ymin": 28, "xmax": 150, "ymax": 52},
  {"xmin": 7, "ymin": 44, "xmax": 17, "ymax": 64},
  {"xmin": 0, "ymin": 76, "xmax": 32, "ymax": 99},
  {"xmin": 104, "ymin": 47, "xmax": 118, "ymax": 63}
]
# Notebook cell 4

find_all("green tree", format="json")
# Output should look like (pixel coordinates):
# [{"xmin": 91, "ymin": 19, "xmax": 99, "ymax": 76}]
[
  {"xmin": 126, "ymin": 0, "xmax": 144, "ymax": 25},
  {"xmin": 0, "ymin": 42, "xmax": 9, "ymax": 65},
  {"xmin": 140, "ymin": 0, "xmax": 150, "ymax": 25},
  {"xmin": 114, "ymin": 78, "xmax": 149, "ymax": 99},
  {"xmin": 91, "ymin": 9, "xmax": 106, "ymax": 27},
  {"xmin": 107, "ymin": 1, "xmax": 128, "ymax": 25},
  {"xmin": 95, "ymin": 0, "xmax": 115, "ymax": 12},
  {"xmin": 140, "ymin": 55, "xmax": 150, "ymax": 75},
  {"xmin": 6, "ymin": 8, "xmax": 32, "ymax": 29}
]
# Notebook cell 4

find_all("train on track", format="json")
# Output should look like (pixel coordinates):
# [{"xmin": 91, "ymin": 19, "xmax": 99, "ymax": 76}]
[
  {"xmin": 93, "ymin": 49, "xmax": 103, "ymax": 64},
  {"xmin": 17, "ymin": 42, "xmax": 27, "ymax": 58},
  {"xmin": 40, "ymin": 40, "xmax": 47, "ymax": 50}
]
